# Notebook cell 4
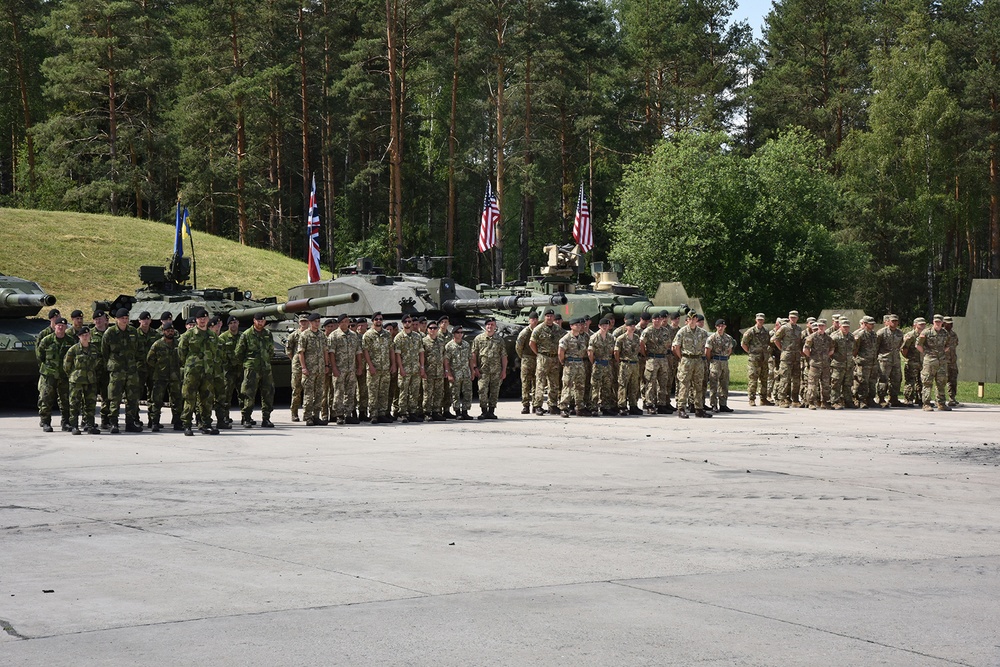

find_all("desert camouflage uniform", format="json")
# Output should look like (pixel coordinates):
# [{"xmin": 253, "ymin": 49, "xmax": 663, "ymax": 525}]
[
  {"xmin": 422, "ymin": 334, "xmax": 446, "ymax": 416},
  {"xmin": 773, "ymin": 322, "xmax": 803, "ymax": 406},
  {"xmin": 875, "ymin": 326, "xmax": 904, "ymax": 405},
  {"xmin": 363, "ymin": 328, "xmax": 393, "ymax": 419},
  {"xmin": 741, "ymin": 324, "xmax": 770, "ymax": 403},
  {"xmin": 830, "ymin": 329, "xmax": 856, "ymax": 408},
  {"xmin": 918, "ymin": 327, "xmax": 949, "ymax": 407},
  {"xmin": 147, "ymin": 336, "xmax": 182, "ymax": 428},
  {"xmin": 706, "ymin": 331, "xmax": 735, "ymax": 410},
  {"xmin": 177, "ymin": 328, "xmax": 219, "ymax": 428},
  {"xmin": 946, "ymin": 328, "xmax": 959, "ymax": 403},
  {"xmin": 663, "ymin": 322, "xmax": 680, "ymax": 405},
  {"xmin": 64, "ymin": 341, "xmax": 102, "ymax": 430},
  {"xmin": 531, "ymin": 322, "xmax": 562, "ymax": 412},
  {"xmin": 588, "ymin": 330, "xmax": 616, "ymax": 412},
  {"xmin": 900, "ymin": 329, "xmax": 923, "ymax": 405},
  {"xmin": 767, "ymin": 329, "xmax": 780, "ymax": 402},
  {"xmin": 329, "ymin": 328, "xmax": 360, "ymax": 420},
  {"xmin": 472, "ymin": 332, "xmax": 507, "ymax": 413},
  {"xmin": 615, "ymin": 332, "xmax": 641, "ymax": 412},
  {"xmin": 640, "ymin": 326, "xmax": 671, "ymax": 410},
  {"xmin": 445, "ymin": 338, "xmax": 473, "ymax": 414},
  {"xmin": 36, "ymin": 331, "xmax": 74, "ymax": 428},
  {"xmin": 103, "ymin": 323, "xmax": 142, "ymax": 428},
  {"xmin": 804, "ymin": 330, "xmax": 833, "ymax": 407},
  {"xmin": 558, "ymin": 332, "xmax": 589, "ymax": 413},
  {"xmin": 234, "ymin": 326, "xmax": 274, "ymax": 423},
  {"xmin": 286, "ymin": 327, "xmax": 305, "ymax": 420},
  {"xmin": 298, "ymin": 328, "xmax": 327, "ymax": 423},
  {"xmin": 516, "ymin": 325, "xmax": 537, "ymax": 410},
  {"xmin": 852, "ymin": 326, "xmax": 878, "ymax": 407},
  {"xmin": 674, "ymin": 325, "xmax": 707, "ymax": 412},
  {"xmin": 394, "ymin": 330, "xmax": 424, "ymax": 417}
]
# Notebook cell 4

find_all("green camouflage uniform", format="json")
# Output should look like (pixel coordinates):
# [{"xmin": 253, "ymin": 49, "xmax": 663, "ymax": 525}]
[
  {"xmin": 741, "ymin": 324, "xmax": 770, "ymax": 402},
  {"xmin": 472, "ymin": 332, "xmax": 507, "ymax": 412},
  {"xmin": 298, "ymin": 328, "xmax": 327, "ymax": 422},
  {"xmin": 588, "ymin": 330, "xmax": 616, "ymax": 412},
  {"xmin": 804, "ymin": 330, "xmax": 833, "ymax": 407},
  {"xmin": 516, "ymin": 325, "xmax": 537, "ymax": 410},
  {"xmin": 362, "ymin": 328, "xmax": 393, "ymax": 418},
  {"xmin": 445, "ymin": 338, "xmax": 473, "ymax": 413},
  {"xmin": 706, "ymin": 331, "xmax": 735, "ymax": 410},
  {"xmin": 875, "ymin": 326, "xmax": 904, "ymax": 405},
  {"xmin": 422, "ymin": 334, "xmax": 446, "ymax": 416},
  {"xmin": 900, "ymin": 329, "xmax": 923, "ymax": 405},
  {"xmin": 286, "ymin": 327, "xmax": 305, "ymax": 419},
  {"xmin": 329, "ymin": 328, "xmax": 360, "ymax": 420},
  {"xmin": 102, "ymin": 324, "xmax": 142, "ymax": 428},
  {"xmin": 830, "ymin": 329, "xmax": 856, "ymax": 408},
  {"xmin": 674, "ymin": 325, "xmax": 706, "ymax": 412},
  {"xmin": 147, "ymin": 336, "xmax": 182, "ymax": 428},
  {"xmin": 918, "ymin": 327, "xmax": 949, "ymax": 407},
  {"xmin": 394, "ymin": 330, "xmax": 424, "ymax": 417},
  {"xmin": 89, "ymin": 326, "xmax": 112, "ymax": 427},
  {"xmin": 945, "ymin": 328, "xmax": 959, "ymax": 403},
  {"xmin": 64, "ymin": 341, "xmax": 102, "ymax": 430},
  {"xmin": 217, "ymin": 328, "xmax": 243, "ymax": 415},
  {"xmin": 136, "ymin": 326, "xmax": 161, "ymax": 401},
  {"xmin": 36, "ymin": 332, "xmax": 74, "ymax": 427},
  {"xmin": 640, "ymin": 326, "xmax": 671, "ymax": 410},
  {"xmin": 558, "ymin": 332, "xmax": 589, "ymax": 412},
  {"xmin": 177, "ymin": 327, "xmax": 219, "ymax": 428},
  {"xmin": 773, "ymin": 322, "xmax": 803, "ymax": 406},
  {"xmin": 852, "ymin": 327, "xmax": 878, "ymax": 407},
  {"xmin": 234, "ymin": 326, "xmax": 274, "ymax": 423},
  {"xmin": 531, "ymin": 322, "xmax": 562, "ymax": 412},
  {"xmin": 615, "ymin": 332, "xmax": 641, "ymax": 412}
]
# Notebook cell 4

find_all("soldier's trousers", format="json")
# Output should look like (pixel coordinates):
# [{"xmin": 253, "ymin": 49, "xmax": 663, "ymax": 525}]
[
  {"xmin": 676, "ymin": 357, "xmax": 706, "ymax": 411},
  {"xmin": 241, "ymin": 368, "xmax": 275, "ymax": 420},
  {"xmin": 559, "ymin": 363, "xmax": 586, "ymax": 411},
  {"xmin": 356, "ymin": 371, "xmax": 369, "ymax": 417},
  {"xmin": 37, "ymin": 374, "xmax": 70, "ymax": 425},
  {"xmin": 149, "ymin": 378, "xmax": 182, "ymax": 426},
  {"xmin": 617, "ymin": 361, "xmax": 640, "ymax": 409},
  {"xmin": 322, "ymin": 373, "xmax": 334, "ymax": 420},
  {"xmin": 301, "ymin": 370, "xmax": 324, "ymax": 421},
  {"xmin": 423, "ymin": 376, "xmax": 444, "ymax": 414},
  {"xmin": 478, "ymin": 371, "xmax": 502, "ymax": 411},
  {"xmin": 534, "ymin": 355, "xmax": 561, "ymax": 410},
  {"xmin": 644, "ymin": 357, "xmax": 669, "ymax": 407},
  {"xmin": 853, "ymin": 361, "xmax": 877, "ymax": 405},
  {"xmin": 97, "ymin": 369, "xmax": 111, "ymax": 425},
  {"xmin": 665, "ymin": 356, "xmax": 678, "ymax": 402},
  {"xmin": 181, "ymin": 368, "xmax": 214, "ymax": 428},
  {"xmin": 290, "ymin": 361, "xmax": 303, "ymax": 416},
  {"xmin": 947, "ymin": 363, "xmax": 958, "ymax": 402},
  {"xmin": 214, "ymin": 374, "xmax": 229, "ymax": 424},
  {"xmin": 367, "ymin": 370, "xmax": 390, "ymax": 417},
  {"xmin": 451, "ymin": 376, "xmax": 472, "ymax": 413},
  {"xmin": 441, "ymin": 376, "xmax": 452, "ymax": 414},
  {"xmin": 333, "ymin": 371, "xmax": 358, "ymax": 418},
  {"xmin": 390, "ymin": 372, "xmax": 400, "ymax": 415},
  {"xmin": 709, "ymin": 360, "xmax": 730, "ymax": 408},
  {"xmin": 746, "ymin": 354, "xmax": 769, "ymax": 401},
  {"xmin": 583, "ymin": 360, "xmax": 593, "ymax": 409},
  {"xmin": 777, "ymin": 354, "xmax": 801, "ymax": 404},
  {"xmin": 520, "ymin": 356, "xmax": 537, "ymax": 407},
  {"xmin": 69, "ymin": 382, "xmax": 98, "ymax": 428},
  {"xmin": 107, "ymin": 369, "xmax": 141, "ymax": 426},
  {"xmin": 831, "ymin": 363, "xmax": 853, "ymax": 407},
  {"xmin": 877, "ymin": 360, "xmax": 902, "ymax": 403},
  {"xmin": 808, "ymin": 363, "xmax": 832, "ymax": 406},
  {"xmin": 590, "ymin": 362, "xmax": 615, "ymax": 410},
  {"xmin": 904, "ymin": 361, "xmax": 922, "ymax": 404},
  {"xmin": 398, "ymin": 372, "xmax": 420, "ymax": 415},
  {"xmin": 921, "ymin": 358, "xmax": 947, "ymax": 406},
  {"xmin": 767, "ymin": 356, "xmax": 779, "ymax": 401}
]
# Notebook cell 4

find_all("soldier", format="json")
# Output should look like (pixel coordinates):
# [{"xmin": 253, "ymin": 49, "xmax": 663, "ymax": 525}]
[
  {"xmin": 321, "ymin": 318, "xmax": 337, "ymax": 422},
  {"xmin": 530, "ymin": 308, "xmax": 562, "ymax": 415},
  {"xmin": 34, "ymin": 308, "xmax": 63, "ymax": 345},
  {"xmin": 741, "ymin": 313, "xmax": 772, "ymax": 406},
  {"xmin": 422, "ymin": 320, "xmax": 447, "ymax": 421},
  {"xmin": 917, "ymin": 314, "xmax": 951, "ymax": 411},
  {"xmin": 587, "ymin": 317, "xmax": 616, "ymax": 415},
  {"xmin": 673, "ymin": 313, "xmax": 711, "ymax": 418},
  {"xmin": 803, "ymin": 319, "xmax": 834, "ymax": 409},
  {"xmin": 853, "ymin": 316, "xmax": 878, "ymax": 408},
  {"xmin": 444, "ymin": 327, "xmax": 474, "ymax": 420},
  {"xmin": 68, "ymin": 309, "xmax": 86, "ymax": 338},
  {"xmin": 135, "ymin": 311, "xmax": 160, "ymax": 406},
  {"xmin": 557, "ymin": 317, "xmax": 589, "ymax": 417},
  {"xmin": 286, "ymin": 314, "xmax": 309, "ymax": 421},
  {"xmin": 767, "ymin": 319, "xmax": 783, "ymax": 404},
  {"xmin": 706, "ymin": 319, "xmax": 735, "ymax": 413},
  {"xmin": 640, "ymin": 312, "xmax": 672, "ymax": 415},
  {"xmin": 393, "ymin": 316, "xmax": 424, "ymax": 423},
  {"xmin": 63, "ymin": 327, "xmax": 102, "ymax": 435},
  {"xmin": 89, "ymin": 310, "xmax": 112, "ymax": 429},
  {"xmin": 875, "ymin": 314, "xmax": 905, "ymax": 407},
  {"xmin": 900, "ymin": 317, "xmax": 926, "ymax": 407},
  {"xmin": 298, "ymin": 312, "xmax": 328, "ymax": 426},
  {"xmin": 580, "ymin": 314, "xmax": 595, "ymax": 413},
  {"xmin": 830, "ymin": 319, "xmax": 856, "ymax": 409},
  {"xmin": 217, "ymin": 315, "xmax": 243, "ymax": 427},
  {"xmin": 328, "ymin": 314, "xmax": 361, "ymax": 425},
  {"xmin": 471, "ymin": 317, "xmax": 507, "ymax": 419},
  {"xmin": 207, "ymin": 315, "xmax": 231, "ymax": 429},
  {"xmin": 615, "ymin": 316, "xmax": 642, "ymax": 416},
  {"xmin": 176, "ymin": 309, "xmax": 220, "ymax": 435},
  {"xmin": 516, "ymin": 311, "xmax": 540, "ymax": 414},
  {"xmin": 234, "ymin": 312, "xmax": 275, "ymax": 428},
  {"xmin": 362, "ymin": 312, "xmax": 395, "ymax": 423},
  {"xmin": 385, "ymin": 321, "xmax": 400, "ymax": 420},
  {"xmin": 354, "ymin": 318, "xmax": 369, "ymax": 420},
  {"xmin": 694, "ymin": 314, "xmax": 711, "ymax": 410},
  {"xmin": 943, "ymin": 316, "xmax": 959, "ymax": 406},
  {"xmin": 36, "ymin": 316, "xmax": 74, "ymax": 432},
  {"xmin": 773, "ymin": 311, "xmax": 804, "ymax": 408},
  {"xmin": 147, "ymin": 320, "xmax": 183, "ymax": 432},
  {"xmin": 437, "ymin": 316, "xmax": 455, "ymax": 418},
  {"xmin": 103, "ymin": 308, "xmax": 142, "ymax": 433},
  {"xmin": 662, "ymin": 312, "xmax": 682, "ymax": 411}
]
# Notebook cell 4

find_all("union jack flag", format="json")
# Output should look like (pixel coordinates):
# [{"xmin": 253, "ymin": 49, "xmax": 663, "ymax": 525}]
[
  {"xmin": 307, "ymin": 174, "xmax": 321, "ymax": 283},
  {"xmin": 573, "ymin": 183, "xmax": 592, "ymax": 253},
  {"xmin": 478, "ymin": 180, "xmax": 500, "ymax": 252}
]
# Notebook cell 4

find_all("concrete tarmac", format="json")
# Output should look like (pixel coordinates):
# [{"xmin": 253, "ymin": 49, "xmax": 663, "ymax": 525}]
[{"xmin": 2, "ymin": 396, "xmax": 999, "ymax": 666}]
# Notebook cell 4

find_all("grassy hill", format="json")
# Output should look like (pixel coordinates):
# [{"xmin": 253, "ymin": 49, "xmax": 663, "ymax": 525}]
[{"xmin": 0, "ymin": 208, "xmax": 318, "ymax": 317}]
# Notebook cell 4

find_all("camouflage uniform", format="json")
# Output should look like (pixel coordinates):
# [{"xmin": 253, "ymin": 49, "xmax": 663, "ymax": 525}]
[
  {"xmin": 36, "ymin": 332, "xmax": 74, "ymax": 428},
  {"xmin": 558, "ymin": 332, "xmax": 589, "ymax": 413},
  {"xmin": 663, "ymin": 321, "xmax": 681, "ymax": 406},
  {"xmin": 900, "ymin": 329, "xmax": 923, "ymax": 405},
  {"xmin": 298, "ymin": 328, "xmax": 327, "ymax": 423},
  {"xmin": 516, "ymin": 325, "xmax": 537, "ymax": 411},
  {"xmin": 741, "ymin": 324, "xmax": 770, "ymax": 404},
  {"xmin": 706, "ymin": 331, "xmax": 735, "ymax": 410},
  {"xmin": 177, "ymin": 327, "xmax": 219, "ymax": 428},
  {"xmin": 472, "ymin": 332, "xmax": 507, "ymax": 413},
  {"xmin": 640, "ymin": 326, "xmax": 671, "ymax": 412},
  {"xmin": 136, "ymin": 326, "xmax": 161, "ymax": 400},
  {"xmin": 64, "ymin": 340, "xmax": 102, "ymax": 431},
  {"xmin": 773, "ymin": 322, "xmax": 803, "ymax": 406},
  {"xmin": 918, "ymin": 326, "xmax": 950, "ymax": 408},
  {"xmin": 286, "ymin": 326, "xmax": 305, "ymax": 420},
  {"xmin": 102, "ymin": 323, "xmax": 142, "ymax": 429},
  {"xmin": 394, "ymin": 330, "xmax": 424, "ymax": 418},
  {"xmin": 945, "ymin": 327, "xmax": 959, "ymax": 404},
  {"xmin": 830, "ymin": 328, "xmax": 856, "ymax": 408},
  {"xmin": 217, "ymin": 328, "xmax": 243, "ymax": 417},
  {"xmin": 767, "ymin": 328, "xmax": 781, "ymax": 402},
  {"xmin": 531, "ymin": 322, "xmax": 562, "ymax": 412},
  {"xmin": 674, "ymin": 324, "xmax": 707, "ymax": 413},
  {"xmin": 234, "ymin": 326, "xmax": 275, "ymax": 424},
  {"xmin": 588, "ymin": 330, "xmax": 616, "ymax": 413},
  {"xmin": 852, "ymin": 326, "xmax": 878, "ymax": 407},
  {"xmin": 362, "ymin": 327, "xmax": 394, "ymax": 419},
  {"xmin": 615, "ymin": 332, "xmax": 641, "ymax": 413},
  {"xmin": 803, "ymin": 330, "xmax": 833, "ymax": 408},
  {"xmin": 875, "ymin": 325, "xmax": 904, "ymax": 405},
  {"xmin": 422, "ymin": 334, "xmax": 446, "ymax": 417},
  {"xmin": 88, "ymin": 326, "xmax": 112, "ymax": 427},
  {"xmin": 445, "ymin": 338, "xmax": 473, "ymax": 414},
  {"xmin": 147, "ymin": 336, "xmax": 182, "ymax": 428},
  {"xmin": 329, "ymin": 328, "xmax": 360, "ymax": 421}
]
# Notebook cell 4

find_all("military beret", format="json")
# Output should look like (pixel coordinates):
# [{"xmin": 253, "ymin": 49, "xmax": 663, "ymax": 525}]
[
  {"xmin": 943, "ymin": 316, "xmax": 953, "ymax": 323},
  {"xmin": 788, "ymin": 310, "xmax": 799, "ymax": 317},
  {"xmin": 554, "ymin": 314, "xmax": 563, "ymax": 321},
  {"xmin": 138, "ymin": 311, "xmax": 151, "ymax": 320},
  {"xmin": 889, "ymin": 314, "xmax": 899, "ymax": 321},
  {"xmin": 624, "ymin": 316, "xmax": 636, "ymax": 325},
  {"xmin": 160, "ymin": 311, "xmax": 173, "ymax": 321},
  {"xmin": 715, "ymin": 319, "xmax": 726, "ymax": 326},
  {"xmin": 54, "ymin": 317, "xmax": 68, "ymax": 325},
  {"xmin": 194, "ymin": 308, "xmax": 209, "ymax": 318},
  {"xmin": 323, "ymin": 319, "xmax": 336, "ymax": 327},
  {"xmin": 639, "ymin": 313, "xmax": 651, "ymax": 321},
  {"xmin": 337, "ymin": 313, "xmax": 350, "ymax": 322},
  {"xmin": 253, "ymin": 312, "xmax": 266, "ymax": 321},
  {"xmin": 70, "ymin": 309, "xmax": 84, "ymax": 318},
  {"xmin": 47, "ymin": 308, "xmax": 60, "ymax": 319},
  {"xmin": 93, "ymin": 310, "xmax": 106, "ymax": 319},
  {"xmin": 114, "ymin": 308, "xmax": 130, "ymax": 318},
  {"xmin": 543, "ymin": 308, "xmax": 555, "ymax": 316},
  {"xmin": 817, "ymin": 318, "xmax": 827, "ymax": 325},
  {"xmin": 933, "ymin": 314, "xmax": 944, "ymax": 322},
  {"xmin": 79, "ymin": 326, "xmax": 91, "ymax": 334},
  {"xmin": 208, "ymin": 316, "xmax": 221, "ymax": 326},
  {"xmin": 372, "ymin": 311, "xmax": 382, "ymax": 318},
  {"xmin": 186, "ymin": 317, "xmax": 197, "ymax": 325},
  {"xmin": 307, "ymin": 312, "xmax": 321, "ymax": 321},
  {"xmin": 669, "ymin": 311, "xmax": 681, "ymax": 319},
  {"xmin": 652, "ymin": 311, "xmax": 664, "ymax": 319},
  {"xmin": 483, "ymin": 316, "xmax": 496, "ymax": 324},
  {"xmin": 755, "ymin": 313, "xmax": 765, "ymax": 320},
  {"xmin": 914, "ymin": 317, "xmax": 926, "ymax": 325},
  {"xmin": 417, "ymin": 316, "xmax": 427, "ymax": 323},
  {"xmin": 161, "ymin": 321, "xmax": 175, "ymax": 330},
  {"xmin": 528, "ymin": 311, "xmax": 540, "ymax": 319},
  {"xmin": 453, "ymin": 327, "xmax": 464, "ymax": 335},
  {"xmin": 583, "ymin": 314, "xmax": 592, "ymax": 320},
  {"xmin": 599, "ymin": 317, "xmax": 612, "ymax": 326},
  {"xmin": 695, "ymin": 313, "xmax": 705, "ymax": 321},
  {"xmin": 567, "ymin": 317, "xmax": 581, "ymax": 325},
  {"xmin": 438, "ymin": 316, "xmax": 450, "ymax": 323},
  {"xmin": 227, "ymin": 315, "xmax": 239, "ymax": 324}
]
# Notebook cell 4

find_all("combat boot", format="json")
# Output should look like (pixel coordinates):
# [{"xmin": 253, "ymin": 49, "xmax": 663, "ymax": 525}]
[
  {"xmin": 619, "ymin": 408, "xmax": 630, "ymax": 417},
  {"xmin": 242, "ymin": 418, "xmax": 254, "ymax": 428},
  {"xmin": 261, "ymin": 418, "xmax": 275, "ymax": 428},
  {"xmin": 485, "ymin": 410, "xmax": 498, "ymax": 419},
  {"xmin": 533, "ymin": 406, "xmax": 546, "ymax": 416},
  {"xmin": 346, "ymin": 415, "xmax": 360, "ymax": 424},
  {"xmin": 71, "ymin": 423, "xmax": 81, "ymax": 435},
  {"xmin": 291, "ymin": 411, "xmax": 300, "ymax": 422},
  {"xmin": 521, "ymin": 405, "xmax": 530, "ymax": 414},
  {"xmin": 460, "ymin": 410, "xmax": 473, "ymax": 420},
  {"xmin": 719, "ymin": 404, "xmax": 733, "ymax": 413},
  {"xmin": 677, "ymin": 408, "xmax": 689, "ymax": 419},
  {"xmin": 629, "ymin": 406, "xmax": 644, "ymax": 416},
  {"xmin": 938, "ymin": 404, "xmax": 952, "ymax": 411},
  {"xmin": 173, "ymin": 420, "xmax": 184, "ymax": 431},
  {"xmin": 760, "ymin": 398, "xmax": 774, "ymax": 406},
  {"xmin": 61, "ymin": 421, "xmax": 72, "ymax": 432},
  {"xmin": 184, "ymin": 426, "xmax": 194, "ymax": 436},
  {"xmin": 151, "ymin": 422, "xmax": 161, "ymax": 432},
  {"xmin": 110, "ymin": 423, "xmax": 120, "ymax": 434},
  {"xmin": 922, "ymin": 404, "xmax": 934, "ymax": 412},
  {"xmin": 337, "ymin": 416, "xmax": 346, "ymax": 425},
  {"xmin": 748, "ymin": 398, "xmax": 756, "ymax": 406},
  {"xmin": 218, "ymin": 419, "xmax": 232, "ymax": 430},
  {"xmin": 561, "ymin": 409, "xmax": 570, "ymax": 418},
  {"xmin": 88, "ymin": 425, "xmax": 101, "ymax": 435},
  {"xmin": 695, "ymin": 409, "xmax": 712, "ymax": 418}
]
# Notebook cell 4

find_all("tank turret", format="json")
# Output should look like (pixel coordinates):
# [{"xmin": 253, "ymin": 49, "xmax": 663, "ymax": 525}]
[
  {"xmin": 0, "ymin": 275, "xmax": 57, "ymax": 318},
  {"xmin": 228, "ymin": 292, "xmax": 359, "ymax": 320},
  {"xmin": 0, "ymin": 273, "xmax": 59, "ymax": 386}
]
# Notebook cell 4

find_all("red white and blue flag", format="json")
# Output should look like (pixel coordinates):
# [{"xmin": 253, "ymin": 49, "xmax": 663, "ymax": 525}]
[
  {"xmin": 307, "ymin": 174, "xmax": 321, "ymax": 283},
  {"xmin": 478, "ymin": 180, "xmax": 500, "ymax": 252},
  {"xmin": 573, "ymin": 183, "xmax": 592, "ymax": 253}
]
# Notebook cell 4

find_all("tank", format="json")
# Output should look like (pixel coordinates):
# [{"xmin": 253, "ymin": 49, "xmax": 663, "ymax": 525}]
[{"xmin": 0, "ymin": 273, "xmax": 57, "ymax": 384}]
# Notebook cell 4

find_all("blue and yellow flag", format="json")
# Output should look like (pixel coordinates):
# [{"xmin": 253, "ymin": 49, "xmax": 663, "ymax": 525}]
[{"xmin": 173, "ymin": 202, "xmax": 184, "ymax": 256}]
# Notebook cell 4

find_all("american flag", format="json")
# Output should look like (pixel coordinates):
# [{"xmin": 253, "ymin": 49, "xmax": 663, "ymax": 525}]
[
  {"xmin": 478, "ymin": 180, "xmax": 500, "ymax": 252},
  {"xmin": 573, "ymin": 183, "xmax": 592, "ymax": 253},
  {"xmin": 307, "ymin": 174, "xmax": 321, "ymax": 283}
]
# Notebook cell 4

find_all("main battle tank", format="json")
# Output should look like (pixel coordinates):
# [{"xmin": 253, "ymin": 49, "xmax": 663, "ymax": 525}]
[{"xmin": 0, "ymin": 273, "xmax": 58, "ymax": 385}]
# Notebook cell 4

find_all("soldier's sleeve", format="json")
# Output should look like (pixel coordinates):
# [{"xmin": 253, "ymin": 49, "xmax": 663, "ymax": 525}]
[{"xmin": 63, "ymin": 345, "xmax": 76, "ymax": 376}]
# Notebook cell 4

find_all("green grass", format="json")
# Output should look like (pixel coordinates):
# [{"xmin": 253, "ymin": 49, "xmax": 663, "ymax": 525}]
[
  {"xmin": 0, "ymin": 207, "xmax": 313, "ymax": 317},
  {"xmin": 723, "ymin": 353, "xmax": 1000, "ymax": 405}
]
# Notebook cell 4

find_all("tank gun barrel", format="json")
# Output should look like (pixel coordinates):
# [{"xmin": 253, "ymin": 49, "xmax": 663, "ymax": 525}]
[
  {"xmin": 228, "ymin": 292, "xmax": 359, "ymax": 319},
  {"xmin": 611, "ymin": 302, "xmax": 690, "ymax": 318},
  {"xmin": 442, "ymin": 293, "xmax": 568, "ymax": 313},
  {"xmin": 0, "ymin": 289, "xmax": 56, "ymax": 309}
]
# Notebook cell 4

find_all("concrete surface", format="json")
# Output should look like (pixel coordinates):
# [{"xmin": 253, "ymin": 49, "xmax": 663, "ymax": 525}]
[{"xmin": 2, "ymin": 397, "xmax": 999, "ymax": 666}]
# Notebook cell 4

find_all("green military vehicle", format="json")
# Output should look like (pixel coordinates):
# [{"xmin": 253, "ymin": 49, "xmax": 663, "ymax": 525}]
[{"xmin": 0, "ymin": 273, "xmax": 57, "ymax": 387}]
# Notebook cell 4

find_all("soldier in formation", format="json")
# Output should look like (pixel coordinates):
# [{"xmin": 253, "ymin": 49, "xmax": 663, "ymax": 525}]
[
  {"xmin": 444, "ymin": 327, "xmax": 474, "ymax": 419},
  {"xmin": 146, "ymin": 319, "xmax": 183, "ymax": 432},
  {"xmin": 63, "ymin": 326, "xmax": 102, "ymax": 435},
  {"xmin": 471, "ymin": 317, "xmax": 507, "ymax": 419},
  {"xmin": 706, "ymin": 319, "xmax": 735, "ymax": 413},
  {"xmin": 235, "ymin": 312, "xmax": 276, "ymax": 428}
]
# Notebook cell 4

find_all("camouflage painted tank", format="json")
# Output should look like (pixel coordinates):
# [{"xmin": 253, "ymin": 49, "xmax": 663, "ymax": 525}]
[{"xmin": 0, "ymin": 273, "xmax": 57, "ymax": 384}]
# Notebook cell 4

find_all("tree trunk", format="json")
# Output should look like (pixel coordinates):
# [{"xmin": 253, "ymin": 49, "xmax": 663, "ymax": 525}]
[
  {"xmin": 322, "ymin": 0, "xmax": 336, "ymax": 272},
  {"xmin": 447, "ymin": 28, "xmax": 459, "ymax": 278},
  {"xmin": 230, "ymin": 0, "xmax": 248, "ymax": 244},
  {"xmin": 7, "ymin": 5, "xmax": 35, "ymax": 194},
  {"xmin": 299, "ymin": 3, "xmax": 311, "ymax": 241},
  {"xmin": 106, "ymin": 18, "xmax": 119, "ymax": 216},
  {"xmin": 494, "ymin": 14, "xmax": 506, "ymax": 280},
  {"xmin": 386, "ymin": 0, "xmax": 403, "ymax": 272},
  {"xmin": 991, "ymin": 92, "xmax": 1000, "ymax": 278}
]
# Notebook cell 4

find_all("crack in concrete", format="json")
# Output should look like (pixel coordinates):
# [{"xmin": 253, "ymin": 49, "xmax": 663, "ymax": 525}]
[{"xmin": 1, "ymin": 617, "xmax": 29, "ymax": 640}]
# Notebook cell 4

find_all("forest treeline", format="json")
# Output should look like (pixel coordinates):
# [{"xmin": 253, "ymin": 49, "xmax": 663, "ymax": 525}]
[{"xmin": 1, "ymin": 0, "xmax": 998, "ymax": 323}]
